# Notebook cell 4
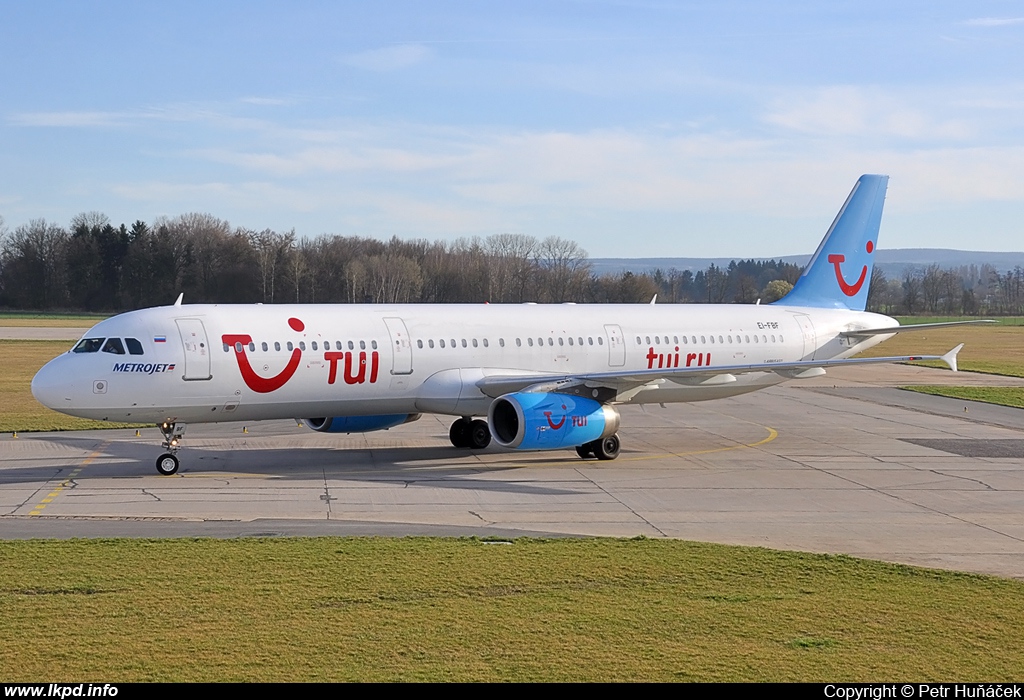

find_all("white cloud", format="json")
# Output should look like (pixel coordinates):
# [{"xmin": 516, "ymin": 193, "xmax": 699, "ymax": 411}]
[
  {"xmin": 964, "ymin": 17, "xmax": 1024, "ymax": 27},
  {"xmin": 9, "ymin": 111, "xmax": 132, "ymax": 127},
  {"xmin": 762, "ymin": 86, "xmax": 973, "ymax": 140},
  {"xmin": 342, "ymin": 44, "xmax": 431, "ymax": 71}
]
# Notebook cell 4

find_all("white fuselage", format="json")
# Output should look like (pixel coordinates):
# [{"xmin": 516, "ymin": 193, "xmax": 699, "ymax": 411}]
[{"xmin": 31, "ymin": 302, "xmax": 896, "ymax": 425}]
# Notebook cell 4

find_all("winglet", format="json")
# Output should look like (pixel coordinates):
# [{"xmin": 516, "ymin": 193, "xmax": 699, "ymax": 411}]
[
  {"xmin": 173, "ymin": 293, "xmax": 183, "ymax": 307},
  {"xmin": 649, "ymin": 295, "xmax": 657, "ymax": 305},
  {"xmin": 940, "ymin": 344, "xmax": 964, "ymax": 372}
]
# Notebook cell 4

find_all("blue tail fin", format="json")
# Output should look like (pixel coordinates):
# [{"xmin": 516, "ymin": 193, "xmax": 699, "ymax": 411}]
[{"xmin": 778, "ymin": 174, "xmax": 888, "ymax": 311}]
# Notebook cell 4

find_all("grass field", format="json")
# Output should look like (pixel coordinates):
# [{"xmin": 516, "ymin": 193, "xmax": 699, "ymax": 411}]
[
  {"xmin": 0, "ymin": 340, "xmax": 144, "ymax": 432},
  {"xmin": 0, "ymin": 312, "xmax": 107, "ymax": 327},
  {"xmin": 1, "ymin": 538, "xmax": 1022, "ymax": 682},
  {"xmin": 858, "ymin": 318, "xmax": 1024, "ymax": 378}
]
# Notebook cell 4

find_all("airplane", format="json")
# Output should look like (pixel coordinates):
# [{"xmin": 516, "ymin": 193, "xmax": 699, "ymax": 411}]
[{"xmin": 31, "ymin": 174, "xmax": 981, "ymax": 475}]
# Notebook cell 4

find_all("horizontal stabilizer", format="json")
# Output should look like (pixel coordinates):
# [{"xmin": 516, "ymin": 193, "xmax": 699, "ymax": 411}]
[{"xmin": 841, "ymin": 320, "xmax": 995, "ymax": 337}]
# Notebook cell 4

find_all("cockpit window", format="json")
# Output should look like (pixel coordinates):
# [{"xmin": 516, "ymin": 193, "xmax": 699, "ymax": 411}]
[
  {"xmin": 73, "ymin": 338, "xmax": 105, "ymax": 353},
  {"xmin": 125, "ymin": 338, "xmax": 144, "ymax": 355},
  {"xmin": 101, "ymin": 338, "xmax": 126, "ymax": 355}
]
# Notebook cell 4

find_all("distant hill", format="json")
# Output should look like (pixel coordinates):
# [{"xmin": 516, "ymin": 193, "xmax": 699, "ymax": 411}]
[{"xmin": 590, "ymin": 249, "xmax": 1024, "ymax": 278}]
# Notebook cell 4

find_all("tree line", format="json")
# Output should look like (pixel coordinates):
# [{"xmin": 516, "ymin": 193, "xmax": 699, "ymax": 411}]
[{"xmin": 0, "ymin": 212, "xmax": 1017, "ymax": 314}]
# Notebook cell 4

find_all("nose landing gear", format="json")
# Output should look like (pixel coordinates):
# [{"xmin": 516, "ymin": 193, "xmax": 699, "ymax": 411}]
[{"xmin": 155, "ymin": 421, "xmax": 186, "ymax": 475}]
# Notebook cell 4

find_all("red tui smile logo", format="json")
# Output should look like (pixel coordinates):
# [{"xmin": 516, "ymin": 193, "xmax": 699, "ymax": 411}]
[
  {"xmin": 544, "ymin": 405, "xmax": 568, "ymax": 430},
  {"xmin": 829, "ymin": 241, "xmax": 873, "ymax": 296},
  {"xmin": 223, "ymin": 317, "xmax": 304, "ymax": 393}
]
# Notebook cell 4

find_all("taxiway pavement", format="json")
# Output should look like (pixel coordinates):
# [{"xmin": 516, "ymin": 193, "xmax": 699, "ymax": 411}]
[{"xmin": 2, "ymin": 365, "xmax": 1023, "ymax": 579}]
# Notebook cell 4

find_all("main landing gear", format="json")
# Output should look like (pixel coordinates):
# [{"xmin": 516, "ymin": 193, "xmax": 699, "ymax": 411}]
[
  {"xmin": 574, "ymin": 434, "xmax": 621, "ymax": 461},
  {"xmin": 155, "ymin": 421, "xmax": 186, "ymax": 475},
  {"xmin": 449, "ymin": 417, "xmax": 491, "ymax": 450}
]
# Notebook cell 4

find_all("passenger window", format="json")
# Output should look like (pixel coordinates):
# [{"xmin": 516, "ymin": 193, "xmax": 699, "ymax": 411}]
[
  {"xmin": 578, "ymin": 337, "xmax": 583, "ymax": 346},
  {"xmin": 709, "ymin": 336, "xmax": 715, "ymax": 344},
  {"xmin": 275, "ymin": 342, "xmax": 282, "ymax": 351},
  {"xmin": 428, "ymin": 339, "xmax": 435, "ymax": 348},
  {"xmin": 568, "ymin": 337, "xmax": 573, "ymax": 346},
  {"xmin": 125, "ymin": 338, "xmax": 144, "ymax": 355},
  {"xmin": 101, "ymin": 338, "xmax": 125, "ymax": 355},
  {"xmin": 547, "ymin": 338, "xmax": 553, "ymax": 346},
  {"xmin": 262, "ymin": 342, "xmax": 269, "ymax": 352},
  {"xmin": 527, "ymin": 338, "xmax": 534, "ymax": 347},
  {"xmin": 348, "ymin": 341, "xmax": 354, "ymax": 350},
  {"xmin": 235, "ymin": 342, "xmax": 244, "ymax": 353},
  {"xmin": 312, "ymin": 341, "xmax": 318, "ymax": 351},
  {"xmin": 299, "ymin": 342, "xmax": 306, "ymax": 351},
  {"xmin": 779, "ymin": 335, "xmax": 784, "ymax": 343},
  {"xmin": 287, "ymin": 342, "xmax": 294, "ymax": 351},
  {"xmin": 74, "ymin": 338, "xmax": 104, "ymax": 353},
  {"xmin": 636, "ymin": 336, "xmax": 642, "ymax": 345},
  {"xmin": 372, "ymin": 340, "xmax": 378, "ymax": 349},
  {"xmin": 462, "ymin": 339, "xmax": 467, "ymax": 348},
  {"xmin": 484, "ymin": 338, "xmax": 490, "ymax": 348},
  {"xmin": 359, "ymin": 340, "xmax": 365, "ymax": 350},
  {"xmin": 223, "ymin": 343, "xmax": 230, "ymax": 353},
  {"xmin": 598, "ymin": 337, "xmax": 603, "ymax": 345},
  {"xmin": 588, "ymin": 337, "xmax": 593, "ymax": 345},
  {"xmin": 248, "ymin": 342, "xmax": 255, "ymax": 352},
  {"xmin": 451, "ymin": 339, "xmax": 456, "ymax": 348},
  {"xmin": 417, "ymin": 339, "xmax": 423, "ymax": 349},
  {"xmin": 440, "ymin": 339, "xmax": 446, "ymax": 348},
  {"xmin": 559, "ymin": 337, "xmax": 564, "ymax": 346},
  {"xmin": 472, "ymin": 339, "xmax": 478, "ymax": 348}
]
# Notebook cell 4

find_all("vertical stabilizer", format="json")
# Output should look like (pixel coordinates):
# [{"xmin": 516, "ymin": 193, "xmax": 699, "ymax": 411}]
[{"xmin": 777, "ymin": 174, "xmax": 888, "ymax": 311}]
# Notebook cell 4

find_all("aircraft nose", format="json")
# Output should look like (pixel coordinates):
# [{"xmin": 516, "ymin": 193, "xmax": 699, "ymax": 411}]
[{"xmin": 32, "ymin": 357, "xmax": 74, "ymax": 409}]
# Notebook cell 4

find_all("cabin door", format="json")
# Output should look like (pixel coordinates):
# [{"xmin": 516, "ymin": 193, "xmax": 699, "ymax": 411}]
[
  {"xmin": 175, "ymin": 318, "xmax": 212, "ymax": 381},
  {"xmin": 384, "ymin": 317, "xmax": 413, "ymax": 375},
  {"xmin": 604, "ymin": 324, "xmax": 625, "ymax": 367}
]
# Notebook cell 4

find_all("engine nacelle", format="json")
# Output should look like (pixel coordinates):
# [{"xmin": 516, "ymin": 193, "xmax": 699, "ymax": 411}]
[
  {"xmin": 487, "ymin": 393, "xmax": 620, "ymax": 450},
  {"xmin": 300, "ymin": 414, "xmax": 420, "ymax": 433}
]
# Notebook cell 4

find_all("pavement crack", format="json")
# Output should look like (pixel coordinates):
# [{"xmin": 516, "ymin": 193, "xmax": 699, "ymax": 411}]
[
  {"xmin": 320, "ymin": 467, "xmax": 334, "ymax": 518},
  {"xmin": 929, "ymin": 470, "xmax": 997, "ymax": 491},
  {"xmin": 140, "ymin": 489, "xmax": 161, "ymax": 502},
  {"xmin": 468, "ymin": 510, "xmax": 489, "ymax": 524},
  {"xmin": 573, "ymin": 467, "xmax": 667, "ymax": 537}
]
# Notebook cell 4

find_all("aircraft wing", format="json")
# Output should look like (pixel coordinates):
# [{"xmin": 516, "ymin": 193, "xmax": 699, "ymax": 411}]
[{"xmin": 475, "ymin": 345, "xmax": 964, "ymax": 400}]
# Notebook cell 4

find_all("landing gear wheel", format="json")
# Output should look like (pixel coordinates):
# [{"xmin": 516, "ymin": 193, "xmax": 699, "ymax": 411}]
[
  {"xmin": 469, "ymin": 419, "xmax": 491, "ymax": 449},
  {"xmin": 156, "ymin": 453, "xmax": 179, "ymax": 475},
  {"xmin": 594, "ymin": 434, "xmax": 620, "ymax": 461},
  {"xmin": 575, "ymin": 444, "xmax": 594, "ymax": 459},
  {"xmin": 449, "ymin": 418, "xmax": 472, "ymax": 448}
]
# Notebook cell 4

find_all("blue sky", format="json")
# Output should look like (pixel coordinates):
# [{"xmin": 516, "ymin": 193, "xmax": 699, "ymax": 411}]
[{"xmin": 2, "ymin": 1, "xmax": 1023, "ymax": 257}]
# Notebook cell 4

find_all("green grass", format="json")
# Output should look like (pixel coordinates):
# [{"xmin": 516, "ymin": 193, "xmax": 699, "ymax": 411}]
[
  {"xmin": 894, "ymin": 315, "xmax": 1024, "ymax": 326},
  {"xmin": 901, "ymin": 386, "xmax": 1024, "ymax": 409},
  {"xmin": 858, "ymin": 322, "xmax": 1024, "ymax": 378},
  {"xmin": 1, "ymin": 538, "xmax": 1023, "ymax": 682},
  {"xmin": 0, "ymin": 312, "xmax": 107, "ymax": 326},
  {"xmin": 0, "ymin": 340, "xmax": 145, "ymax": 432}
]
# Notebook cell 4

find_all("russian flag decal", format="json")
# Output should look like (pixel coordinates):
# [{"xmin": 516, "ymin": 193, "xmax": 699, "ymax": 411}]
[{"xmin": 154, "ymin": 336, "xmax": 167, "ymax": 343}]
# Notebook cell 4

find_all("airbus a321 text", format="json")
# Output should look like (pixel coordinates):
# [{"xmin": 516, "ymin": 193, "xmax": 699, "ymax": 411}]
[{"xmin": 32, "ymin": 175, "xmax": 982, "ymax": 475}]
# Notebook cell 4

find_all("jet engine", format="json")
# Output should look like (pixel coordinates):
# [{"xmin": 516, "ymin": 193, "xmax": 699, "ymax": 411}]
[
  {"xmin": 487, "ymin": 393, "xmax": 619, "ymax": 450},
  {"xmin": 300, "ymin": 414, "xmax": 421, "ymax": 433}
]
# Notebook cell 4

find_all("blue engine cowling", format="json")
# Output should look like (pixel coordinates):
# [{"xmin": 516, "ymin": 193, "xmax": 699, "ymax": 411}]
[
  {"xmin": 487, "ymin": 393, "xmax": 620, "ymax": 450},
  {"xmin": 301, "ymin": 414, "xmax": 420, "ymax": 433}
]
